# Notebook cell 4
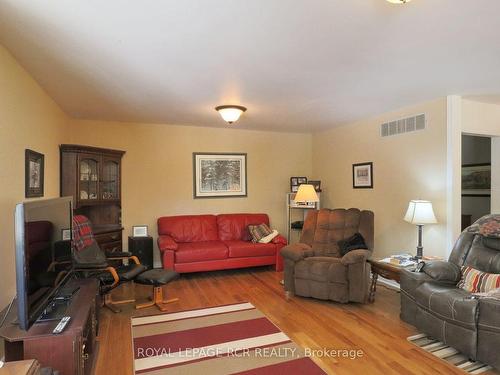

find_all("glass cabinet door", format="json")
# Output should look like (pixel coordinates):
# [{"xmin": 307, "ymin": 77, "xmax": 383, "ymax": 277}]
[
  {"xmin": 101, "ymin": 159, "xmax": 120, "ymax": 200},
  {"xmin": 79, "ymin": 158, "xmax": 99, "ymax": 201}
]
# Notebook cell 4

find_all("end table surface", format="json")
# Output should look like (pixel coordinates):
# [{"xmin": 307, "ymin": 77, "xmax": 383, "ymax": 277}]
[{"xmin": 367, "ymin": 258, "xmax": 415, "ymax": 302}]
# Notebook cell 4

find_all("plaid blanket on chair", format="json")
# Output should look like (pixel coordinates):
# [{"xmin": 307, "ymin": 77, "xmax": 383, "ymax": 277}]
[{"xmin": 72, "ymin": 215, "xmax": 96, "ymax": 252}]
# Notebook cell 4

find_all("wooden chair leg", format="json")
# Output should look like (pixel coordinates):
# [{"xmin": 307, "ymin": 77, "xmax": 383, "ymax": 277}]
[
  {"xmin": 104, "ymin": 288, "xmax": 136, "ymax": 313},
  {"xmin": 136, "ymin": 285, "xmax": 179, "ymax": 311}
]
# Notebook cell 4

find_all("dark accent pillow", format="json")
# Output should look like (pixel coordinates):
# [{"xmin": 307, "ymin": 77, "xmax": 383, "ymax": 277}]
[
  {"xmin": 338, "ymin": 233, "xmax": 368, "ymax": 256},
  {"xmin": 422, "ymin": 261, "xmax": 461, "ymax": 283}
]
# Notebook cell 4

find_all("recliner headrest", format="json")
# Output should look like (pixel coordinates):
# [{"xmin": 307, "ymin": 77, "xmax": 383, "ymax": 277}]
[
  {"xmin": 467, "ymin": 214, "xmax": 500, "ymax": 239},
  {"xmin": 482, "ymin": 236, "xmax": 500, "ymax": 251}
]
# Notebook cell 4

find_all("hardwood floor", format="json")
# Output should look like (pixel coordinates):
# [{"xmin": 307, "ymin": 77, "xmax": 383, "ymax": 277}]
[{"xmin": 94, "ymin": 267, "xmax": 499, "ymax": 375}]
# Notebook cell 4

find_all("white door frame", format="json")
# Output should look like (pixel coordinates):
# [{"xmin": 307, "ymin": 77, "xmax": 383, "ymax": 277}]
[{"xmin": 446, "ymin": 95, "xmax": 462, "ymax": 258}]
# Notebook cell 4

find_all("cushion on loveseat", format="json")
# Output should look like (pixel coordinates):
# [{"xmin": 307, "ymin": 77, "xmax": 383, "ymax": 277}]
[
  {"xmin": 217, "ymin": 213, "xmax": 270, "ymax": 241},
  {"xmin": 248, "ymin": 223, "xmax": 273, "ymax": 242},
  {"xmin": 175, "ymin": 241, "xmax": 228, "ymax": 263},
  {"xmin": 158, "ymin": 215, "xmax": 218, "ymax": 242},
  {"xmin": 458, "ymin": 266, "xmax": 500, "ymax": 293},
  {"xmin": 223, "ymin": 241, "xmax": 276, "ymax": 258},
  {"xmin": 415, "ymin": 282, "xmax": 478, "ymax": 330}
]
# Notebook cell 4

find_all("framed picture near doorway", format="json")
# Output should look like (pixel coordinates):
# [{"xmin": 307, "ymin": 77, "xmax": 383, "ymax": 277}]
[
  {"xmin": 353, "ymin": 162, "xmax": 373, "ymax": 189},
  {"xmin": 462, "ymin": 163, "xmax": 491, "ymax": 197}
]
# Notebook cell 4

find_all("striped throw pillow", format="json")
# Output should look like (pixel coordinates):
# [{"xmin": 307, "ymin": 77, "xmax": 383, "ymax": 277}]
[
  {"xmin": 248, "ymin": 223, "xmax": 272, "ymax": 243},
  {"xmin": 457, "ymin": 266, "xmax": 500, "ymax": 293}
]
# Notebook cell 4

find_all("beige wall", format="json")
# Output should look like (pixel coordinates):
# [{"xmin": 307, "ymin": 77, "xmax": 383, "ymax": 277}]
[
  {"xmin": 312, "ymin": 98, "xmax": 448, "ymax": 259},
  {"xmin": 0, "ymin": 45, "xmax": 69, "ymax": 308},
  {"xmin": 68, "ymin": 120, "xmax": 312, "ymax": 265},
  {"xmin": 462, "ymin": 99, "xmax": 500, "ymax": 137}
]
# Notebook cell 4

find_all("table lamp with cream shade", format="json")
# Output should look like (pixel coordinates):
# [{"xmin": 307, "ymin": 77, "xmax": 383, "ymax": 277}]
[
  {"xmin": 404, "ymin": 200, "xmax": 437, "ymax": 259},
  {"xmin": 294, "ymin": 184, "xmax": 320, "ymax": 204}
]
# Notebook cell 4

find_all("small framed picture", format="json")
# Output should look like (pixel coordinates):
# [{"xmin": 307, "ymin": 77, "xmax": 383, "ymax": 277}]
[
  {"xmin": 290, "ymin": 176, "xmax": 307, "ymax": 192},
  {"xmin": 133, "ymin": 225, "xmax": 148, "ymax": 237},
  {"xmin": 353, "ymin": 162, "xmax": 373, "ymax": 189},
  {"xmin": 25, "ymin": 149, "xmax": 44, "ymax": 198},
  {"xmin": 308, "ymin": 180, "xmax": 321, "ymax": 192},
  {"xmin": 61, "ymin": 229, "xmax": 71, "ymax": 241}
]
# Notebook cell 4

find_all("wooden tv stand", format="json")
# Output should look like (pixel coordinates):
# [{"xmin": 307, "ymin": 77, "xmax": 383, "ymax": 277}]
[{"xmin": 0, "ymin": 278, "xmax": 99, "ymax": 375}]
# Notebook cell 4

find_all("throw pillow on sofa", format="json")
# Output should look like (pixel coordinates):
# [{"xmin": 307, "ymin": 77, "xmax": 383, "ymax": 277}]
[
  {"xmin": 458, "ymin": 265, "xmax": 500, "ymax": 293},
  {"xmin": 248, "ymin": 223, "xmax": 273, "ymax": 243},
  {"xmin": 337, "ymin": 233, "xmax": 368, "ymax": 256}
]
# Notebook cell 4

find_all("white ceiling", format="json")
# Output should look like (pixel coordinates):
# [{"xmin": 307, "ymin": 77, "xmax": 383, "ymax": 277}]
[{"xmin": 1, "ymin": 0, "xmax": 500, "ymax": 132}]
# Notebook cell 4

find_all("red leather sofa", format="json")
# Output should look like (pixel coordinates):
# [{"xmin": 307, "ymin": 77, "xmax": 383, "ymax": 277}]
[{"xmin": 157, "ymin": 213, "xmax": 286, "ymax": 273}]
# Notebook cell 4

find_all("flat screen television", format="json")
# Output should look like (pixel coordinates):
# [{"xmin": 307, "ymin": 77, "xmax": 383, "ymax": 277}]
[{"xmin": 14, "ymin": 197, "xmax": 73, "ymax": 330}]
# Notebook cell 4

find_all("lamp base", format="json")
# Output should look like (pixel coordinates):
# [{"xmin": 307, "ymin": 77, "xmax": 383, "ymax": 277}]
[{"xmin": 414, "ymin": 225, "xmax": 424, "ymax": 260}]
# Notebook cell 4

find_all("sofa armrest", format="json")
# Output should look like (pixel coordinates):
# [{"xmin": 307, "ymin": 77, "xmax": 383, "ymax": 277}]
[
  {"xmin": 271, "ymin": 234, "xmax": 287, "ymax": 245},
  {"xmin": 280, "ymin": 243, "xmax": 313, "ymax": 262},
  {"xmin": 158, "ymin": 235, "xmax": 178, "ymax": 252},
  {"xmin": 341, "ymin": 249, "xmax": 371, "ymax": 265},
  {"xmin": 422, "ymin": 261, "xmax": 461, "ymax": 283}
]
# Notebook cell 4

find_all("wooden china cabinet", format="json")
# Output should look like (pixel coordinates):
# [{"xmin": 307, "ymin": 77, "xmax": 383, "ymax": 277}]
[{"xmin": 60, "ymin": 144, "xmax": 125, "ymax": 253}]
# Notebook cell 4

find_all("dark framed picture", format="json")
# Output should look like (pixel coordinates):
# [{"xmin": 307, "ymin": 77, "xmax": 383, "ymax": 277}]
[
  {"xmin": 462, "ymin": 163, "xmax": 491, "ymax": 197},
  {"xmin": 353, "ymin": 162, "xmax": 373, "ymax": 189},
  {"xmin": 290, "ymin": 176, "xmax": 307, "ymax": 192},
  {"xmin": 193, "ymin": 153, "xmax": 247, "ymax": 198},
  {"xmin": 25, "ymin": 149, "xmax": 44, "ymax": 198},
  {"xmin": 309, "ymin": 180, "xmax": 322, "ymax": 192}
]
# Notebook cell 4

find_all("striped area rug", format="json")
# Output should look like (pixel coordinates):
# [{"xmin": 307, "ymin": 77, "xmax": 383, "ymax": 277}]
[
  {"xmin": 407, "ymin": 333, "xmax": 493, "ymax": 374},
  {"xmin": 131, "ymin": 302, "xmax": 326, "ymax": 374}
]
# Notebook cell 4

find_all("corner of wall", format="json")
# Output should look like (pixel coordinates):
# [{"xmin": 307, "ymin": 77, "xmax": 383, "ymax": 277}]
[{"xmin": 446, "ymin": 96, "xmax": 462, "ymax": 258}]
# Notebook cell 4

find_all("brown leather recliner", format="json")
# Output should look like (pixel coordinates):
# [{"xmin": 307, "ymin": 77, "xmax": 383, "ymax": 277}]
[{"xmin": 280, "ymin": 208, "xmax": 374, "ymax": 303}]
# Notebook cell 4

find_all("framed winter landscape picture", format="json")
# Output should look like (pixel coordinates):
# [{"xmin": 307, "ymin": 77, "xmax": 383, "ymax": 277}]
[{"xmin": 193, "ymin": 153, "xmax": 247, "ymax": 198}]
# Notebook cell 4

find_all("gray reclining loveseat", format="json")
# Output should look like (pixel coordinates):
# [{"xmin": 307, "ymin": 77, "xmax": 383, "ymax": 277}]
[{"xmin": 400, "ymin": 215, "xmax": 500, "ymax": 369}]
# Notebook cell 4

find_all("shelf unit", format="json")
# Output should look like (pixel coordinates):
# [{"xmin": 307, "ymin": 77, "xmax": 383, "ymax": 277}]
[
  {"xmin": 286, "ymin": 192, "xmax": 320, "ymax": 243},
  {"xmin": 60, "ymin": 144, "xmax": 125, "ymax": 252}
]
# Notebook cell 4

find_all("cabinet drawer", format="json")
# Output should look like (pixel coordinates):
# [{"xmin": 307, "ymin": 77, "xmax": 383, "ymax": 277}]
[
  {"xmin": 101, "ymin": 241, "xmax": 122, "ymax": 253},
  {"xmin": 94, "ymin": 231, "xmax": 122, "ymax": 244}
]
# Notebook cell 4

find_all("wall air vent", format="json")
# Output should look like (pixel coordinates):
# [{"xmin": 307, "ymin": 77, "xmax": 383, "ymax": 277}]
[{"xmin": 380, "ymin": 113, "xmax": 426, "ymax": 138}]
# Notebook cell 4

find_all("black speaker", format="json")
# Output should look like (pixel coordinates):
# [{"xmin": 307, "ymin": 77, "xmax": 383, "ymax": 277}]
[{"xmin": 128, "ymin": 236, "xmax": 154, "ymax": 269}]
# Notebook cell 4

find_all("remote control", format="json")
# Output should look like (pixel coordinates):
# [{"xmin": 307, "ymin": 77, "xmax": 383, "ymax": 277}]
[{"xmin": 53, "ymin": 316, "xmax": 71, "ymax": 334}]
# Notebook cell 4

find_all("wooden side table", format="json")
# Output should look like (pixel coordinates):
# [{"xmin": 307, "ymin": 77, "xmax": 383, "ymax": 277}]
[{"xmin": 367, "ymin": 259, "xmax": 411, "ymax": 302}]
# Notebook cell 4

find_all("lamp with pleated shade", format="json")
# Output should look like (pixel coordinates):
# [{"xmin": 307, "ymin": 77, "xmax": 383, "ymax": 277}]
[
  {"xmin": 294, "ymin": 184, "xmax": 319, "ymax": 203},
  {"xmin": 404, "ymin": 200, "xmax": 437, "ymax": 259}
]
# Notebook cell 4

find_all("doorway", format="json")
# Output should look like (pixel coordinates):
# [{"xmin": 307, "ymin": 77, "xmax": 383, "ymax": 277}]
[{"xmin": 461, "ymin": 135, "xmax": 491, "ymax": 229}]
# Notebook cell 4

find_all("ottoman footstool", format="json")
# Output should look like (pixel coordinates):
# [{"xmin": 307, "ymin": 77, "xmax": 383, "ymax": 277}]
[{"xmin": 135, "ymin": 269, "xmax": 179, "ymax": 311}]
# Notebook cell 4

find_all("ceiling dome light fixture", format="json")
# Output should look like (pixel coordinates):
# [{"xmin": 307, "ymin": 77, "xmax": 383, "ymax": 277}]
[
  {"xmin": 386, "ymin": 0, "xmax": 411, "ymax": 3},
  {"xmin": 215, "ymin": 105, "xmax": 247, "ymax": 124}
]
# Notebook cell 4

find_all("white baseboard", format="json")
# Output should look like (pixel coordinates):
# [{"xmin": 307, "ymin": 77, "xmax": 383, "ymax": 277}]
[{"xmin": 375, "ymin": 276, "xmax": 400, "ymax": 291}]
